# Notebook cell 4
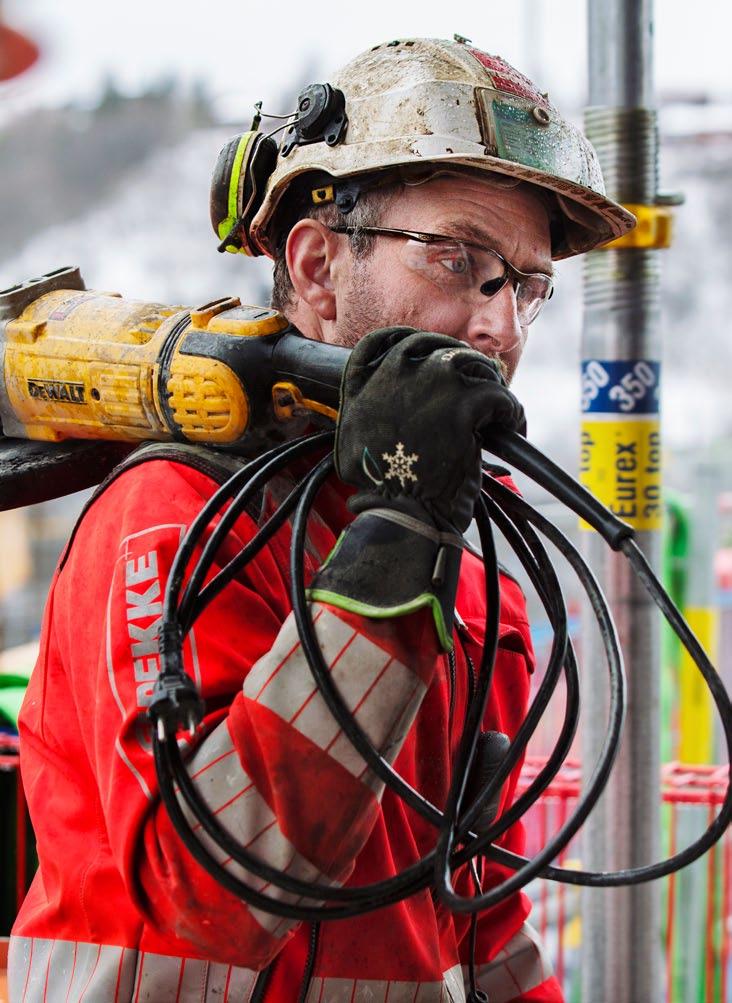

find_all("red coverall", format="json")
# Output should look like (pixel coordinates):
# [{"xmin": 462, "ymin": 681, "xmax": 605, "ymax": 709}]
[{"xmin": 10, "ymin": 452, "xmax": 562, "ymax": 1002}]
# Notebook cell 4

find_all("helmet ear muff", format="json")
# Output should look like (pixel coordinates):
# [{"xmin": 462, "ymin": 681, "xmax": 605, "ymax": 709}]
[{"xmin": 210, "ymin": 131, "xmax": 278, "ymax": 256}]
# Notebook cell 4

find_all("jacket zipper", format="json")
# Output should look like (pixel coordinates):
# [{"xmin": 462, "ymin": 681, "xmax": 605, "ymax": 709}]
[
  {"xmin": 460, "ymin": 633, "xmax": 477, "ymax": 714},
  {"xmin": 250, "ymin": 961, "xmax": 273, "ymax": 1003},
  {"xmin": 446, "ymin": 648, "xmax": 456, "ymax": 749},
  {"xmin": 297, "ymin": 922, "xmax": 321, "ymax": 1003}
]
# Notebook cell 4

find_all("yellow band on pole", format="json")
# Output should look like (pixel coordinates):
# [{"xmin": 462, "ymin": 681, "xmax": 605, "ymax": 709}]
[
  {"xmin": 600, "ymin": 203, "xmax": 674, "ymax": 250},
  {"xmin": 579, "ymin": 416, "xmax": 662, "ymax": 532}
]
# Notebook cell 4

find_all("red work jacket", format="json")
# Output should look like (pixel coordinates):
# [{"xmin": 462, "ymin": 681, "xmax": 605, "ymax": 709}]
[{"xmin": 10, "ymin": 450, "xmax": 562, "ymax": 1002}]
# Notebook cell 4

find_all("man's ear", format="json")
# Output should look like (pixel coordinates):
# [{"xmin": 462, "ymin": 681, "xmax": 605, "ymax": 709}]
[{"xmin": 286, "ymin": 219, "xmax": 343, "ymax": 322}]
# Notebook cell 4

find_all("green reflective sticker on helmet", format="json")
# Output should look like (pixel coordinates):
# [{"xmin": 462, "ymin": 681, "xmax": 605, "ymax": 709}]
[{"xmin": 491, "ymin": 99, "xmax": 591, "ymax": 187}]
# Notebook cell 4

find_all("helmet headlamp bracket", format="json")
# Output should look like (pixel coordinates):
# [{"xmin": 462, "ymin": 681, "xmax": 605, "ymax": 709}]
[{"xmin": 281, "ymin": 83, "xmax": 348, "ymax": 157}]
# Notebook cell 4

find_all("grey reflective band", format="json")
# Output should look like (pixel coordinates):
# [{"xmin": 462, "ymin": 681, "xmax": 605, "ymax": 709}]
[
  {"xmin": 464, "ymin": 921, "xmax": 555, "ymax": 1001},
  {"xmin": 304, "ymin": 963, "xmax": 465, "ymax": 1001},
  {"xmin": 8, "ymin": 939, "xmax": 462, "ymax": 1001},
  {"xmin": 7, "ymin": 937, "xmax": 259, "ymax": 1002},
  {"xmin": 365, "ymin": 508, "xmax": 464, "ymax": 550},
  {"xmin": 242, "ymin": 607, "xmax": 427, "ymax": 795},
  {"xmin": 8, "ymin": 924, "xmax": 550, "ymax": 1001},
  {"xmin": 177, "ymin": 716, "xmax": 330, "ymax": 942}
]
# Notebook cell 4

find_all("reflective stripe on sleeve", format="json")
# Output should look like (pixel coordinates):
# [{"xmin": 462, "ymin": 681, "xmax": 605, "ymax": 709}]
[
  {"xmin": 7, "ymin": 937, "xmax": 258, "ymax": 1003},
  {"xmin": 178, "ymin": 719, "xmax": 339, "ymax": 939},
  {"xmin": 465, "ymin": 921, "xmax": 555, "ymax": 1001},
  {"xmin": 242, "ymin": 607, "xmax": 427, "ymax": 792}
]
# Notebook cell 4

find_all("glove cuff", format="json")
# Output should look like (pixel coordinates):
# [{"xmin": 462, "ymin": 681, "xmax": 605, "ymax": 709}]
[{"xmin": 307, "ymin": 509, "xmax": 463, "ymax": 651}]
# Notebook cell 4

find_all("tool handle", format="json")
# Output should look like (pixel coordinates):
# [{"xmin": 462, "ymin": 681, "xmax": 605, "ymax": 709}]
[{"xmin": 271, "ymin": 332, "xmax": 347, "ymax": 410}]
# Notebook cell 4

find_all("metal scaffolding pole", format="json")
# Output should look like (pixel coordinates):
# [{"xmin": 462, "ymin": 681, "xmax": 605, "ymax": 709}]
[{"xmin": 581, "ymin": 0, "xmax": 666, "ymax": 999}]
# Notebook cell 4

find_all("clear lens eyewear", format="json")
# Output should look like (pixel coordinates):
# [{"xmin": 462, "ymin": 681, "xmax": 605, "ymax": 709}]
[{"xmin": 330, "ymin": 225, "xmax": 554, "ymax": 327}]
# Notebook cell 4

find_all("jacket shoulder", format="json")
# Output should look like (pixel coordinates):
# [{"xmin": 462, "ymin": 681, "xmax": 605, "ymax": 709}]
[{"xmin": 59, "ymin": 444, "xmax": 254, "ymax": 573}]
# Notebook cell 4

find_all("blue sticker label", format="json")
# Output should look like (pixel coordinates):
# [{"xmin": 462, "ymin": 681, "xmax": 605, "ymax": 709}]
[{"xmin": 581, "ymin": 360, "xmax": 660, "ymax": 415}]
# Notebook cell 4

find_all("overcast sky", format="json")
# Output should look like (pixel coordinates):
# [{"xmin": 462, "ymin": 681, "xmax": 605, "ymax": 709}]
[{"xmin": 4, "ymin": 0, "xmax": 732, "ymax": 120}]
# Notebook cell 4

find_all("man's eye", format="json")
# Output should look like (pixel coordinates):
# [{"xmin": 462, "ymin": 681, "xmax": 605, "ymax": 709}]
[
  {"xmin": 441, "ymin": 256, "xmax": 468, "ymax": 274},
  {"xmin": 434, "ymin": 251, "xmax": 473, "ymax": 276}
]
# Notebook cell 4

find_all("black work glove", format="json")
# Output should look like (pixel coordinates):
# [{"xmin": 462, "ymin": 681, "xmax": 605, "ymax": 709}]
[
  {"xmin": 334, "ymin": 326, "xmax": 525, "ymax": 532},
  {"xmin": 309, "ymin": 327, "xmax": 526, "ymax": 650}
]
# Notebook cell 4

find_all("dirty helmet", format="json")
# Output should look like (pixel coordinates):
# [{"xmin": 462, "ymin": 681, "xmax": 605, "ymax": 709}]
[{"xmin": 250, "ymin": 36, "xmax": 635, "ymax": 259}]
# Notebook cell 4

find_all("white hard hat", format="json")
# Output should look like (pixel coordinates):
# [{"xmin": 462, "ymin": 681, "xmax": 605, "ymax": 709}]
[{"xmin": 250, "ymin": 37, "xmax": 635, "ymax": 259}]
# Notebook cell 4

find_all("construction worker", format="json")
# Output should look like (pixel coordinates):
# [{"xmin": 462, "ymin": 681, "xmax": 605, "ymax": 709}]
[{"xmin": 8, "ymin": 38, "xmax": 634, "ymax": 1002}]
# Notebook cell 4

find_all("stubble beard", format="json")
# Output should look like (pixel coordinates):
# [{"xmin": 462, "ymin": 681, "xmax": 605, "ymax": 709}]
[
  {"xmin": 331, "ymin": 268, "xmax": 394, "ymax": 349},
  {"xmin": 331, "ymin": 267, "xmax": 512, "ymax": 385}
]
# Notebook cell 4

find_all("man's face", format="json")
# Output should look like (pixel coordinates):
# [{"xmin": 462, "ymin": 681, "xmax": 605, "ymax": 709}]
[{"xmin": 329, "ymin": 174, "xmax": 553, "ymax": 384}]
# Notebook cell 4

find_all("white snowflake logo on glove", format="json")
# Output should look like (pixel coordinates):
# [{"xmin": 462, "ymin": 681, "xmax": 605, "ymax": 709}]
[{"xmin": 382, "ymin": 442, "xmax": 419, "ymax": 488}]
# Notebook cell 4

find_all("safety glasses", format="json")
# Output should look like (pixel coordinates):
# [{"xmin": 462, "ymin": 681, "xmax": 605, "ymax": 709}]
[{"xmin": 329, "ymin": 225, "xmax": 554, "ymax": 327}]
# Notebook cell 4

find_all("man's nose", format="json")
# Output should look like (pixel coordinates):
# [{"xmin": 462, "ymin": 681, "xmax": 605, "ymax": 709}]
[{"xmin": 462, "ymin": 283, "xmax": 523, "ymax": 356}]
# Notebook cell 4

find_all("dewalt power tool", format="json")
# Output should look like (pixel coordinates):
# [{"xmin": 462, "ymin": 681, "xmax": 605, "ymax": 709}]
[{"xmin": 0, "ymin": 266, "xmax": 348, "ymax": 508}]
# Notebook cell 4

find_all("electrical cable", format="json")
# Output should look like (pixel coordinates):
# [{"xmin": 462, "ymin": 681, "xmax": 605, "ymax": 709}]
[
  {"xmin": 460, "ymin": 486, "xmax": 580, "ymax": 838},
  {"xmin": 434, "ymin": 488, "xmax": 625, "ymax": 911},
  {"xmin": 153, "ymin": 444, "xmax": 580, "ymax": 917},
  {"xmin": 154, "ymin": 450, "xmax": 585, "ymax": 921},
  {"xmin": 149, "ymin": 424, "xmax": 731, "ymax": 922},
  {"xmin": 478, "ymin": 472, "xmax": 732, "ymax": 885},
  {"xmin": 155, "ymin": 431, "xmax": 717, "ymax": 910},
  {"xmin": 156, "ymin": 431, "xmax": 709, "ymax": 902},
  {"xmin": 163, "ymin": 431, "xmax": 333, "ymax": 634},
  {"xmin": 177, "ymin": 432, "xmax": 332, "ymax": 631}
]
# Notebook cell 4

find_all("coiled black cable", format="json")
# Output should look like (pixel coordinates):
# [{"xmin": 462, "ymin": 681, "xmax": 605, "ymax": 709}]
[
  {"xmin": 151, "ymin": 440, "xmax": 583, "ymax": 917},
  {"xmin": 149, "ymin": 426, "xmax": 731, "ymax": 922},
  {"xmin": 481, "ymin": 473, "xmax": 732, "ymax": 886}
]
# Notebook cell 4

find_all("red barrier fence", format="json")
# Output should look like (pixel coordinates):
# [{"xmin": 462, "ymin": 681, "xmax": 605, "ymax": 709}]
[{"xmin": 518, "ymin": 757, "xmax": 731, "ymax": 1002}]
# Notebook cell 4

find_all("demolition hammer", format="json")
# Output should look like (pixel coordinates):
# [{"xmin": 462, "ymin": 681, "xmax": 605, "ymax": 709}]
[{"xmin": 0, "ymin": 266, "xmax": 348, "ymax": 509}]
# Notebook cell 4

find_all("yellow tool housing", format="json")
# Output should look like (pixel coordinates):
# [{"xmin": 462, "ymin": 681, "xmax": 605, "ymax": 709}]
[{"xmin": 0, "ymin": 267, "xmax": 343, "ymax": 452}]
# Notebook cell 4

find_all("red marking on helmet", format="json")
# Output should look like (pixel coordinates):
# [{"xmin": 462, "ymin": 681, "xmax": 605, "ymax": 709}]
[{"xmin": 467, "ymin": 47, "xmax": 549, "ymax": 107}]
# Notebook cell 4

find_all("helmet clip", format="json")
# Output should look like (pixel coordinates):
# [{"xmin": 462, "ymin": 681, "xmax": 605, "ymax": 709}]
[
  {"xmin": 281, "ymin": 83, "xmax": 348, "ymax": 157},
  {"xmin": 333, "ymin": 180, "xmax": 362, "ymax": 214},
  {"xmin": 308, "ymin": 178, "xmax": 363, "ymax": 215}
]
